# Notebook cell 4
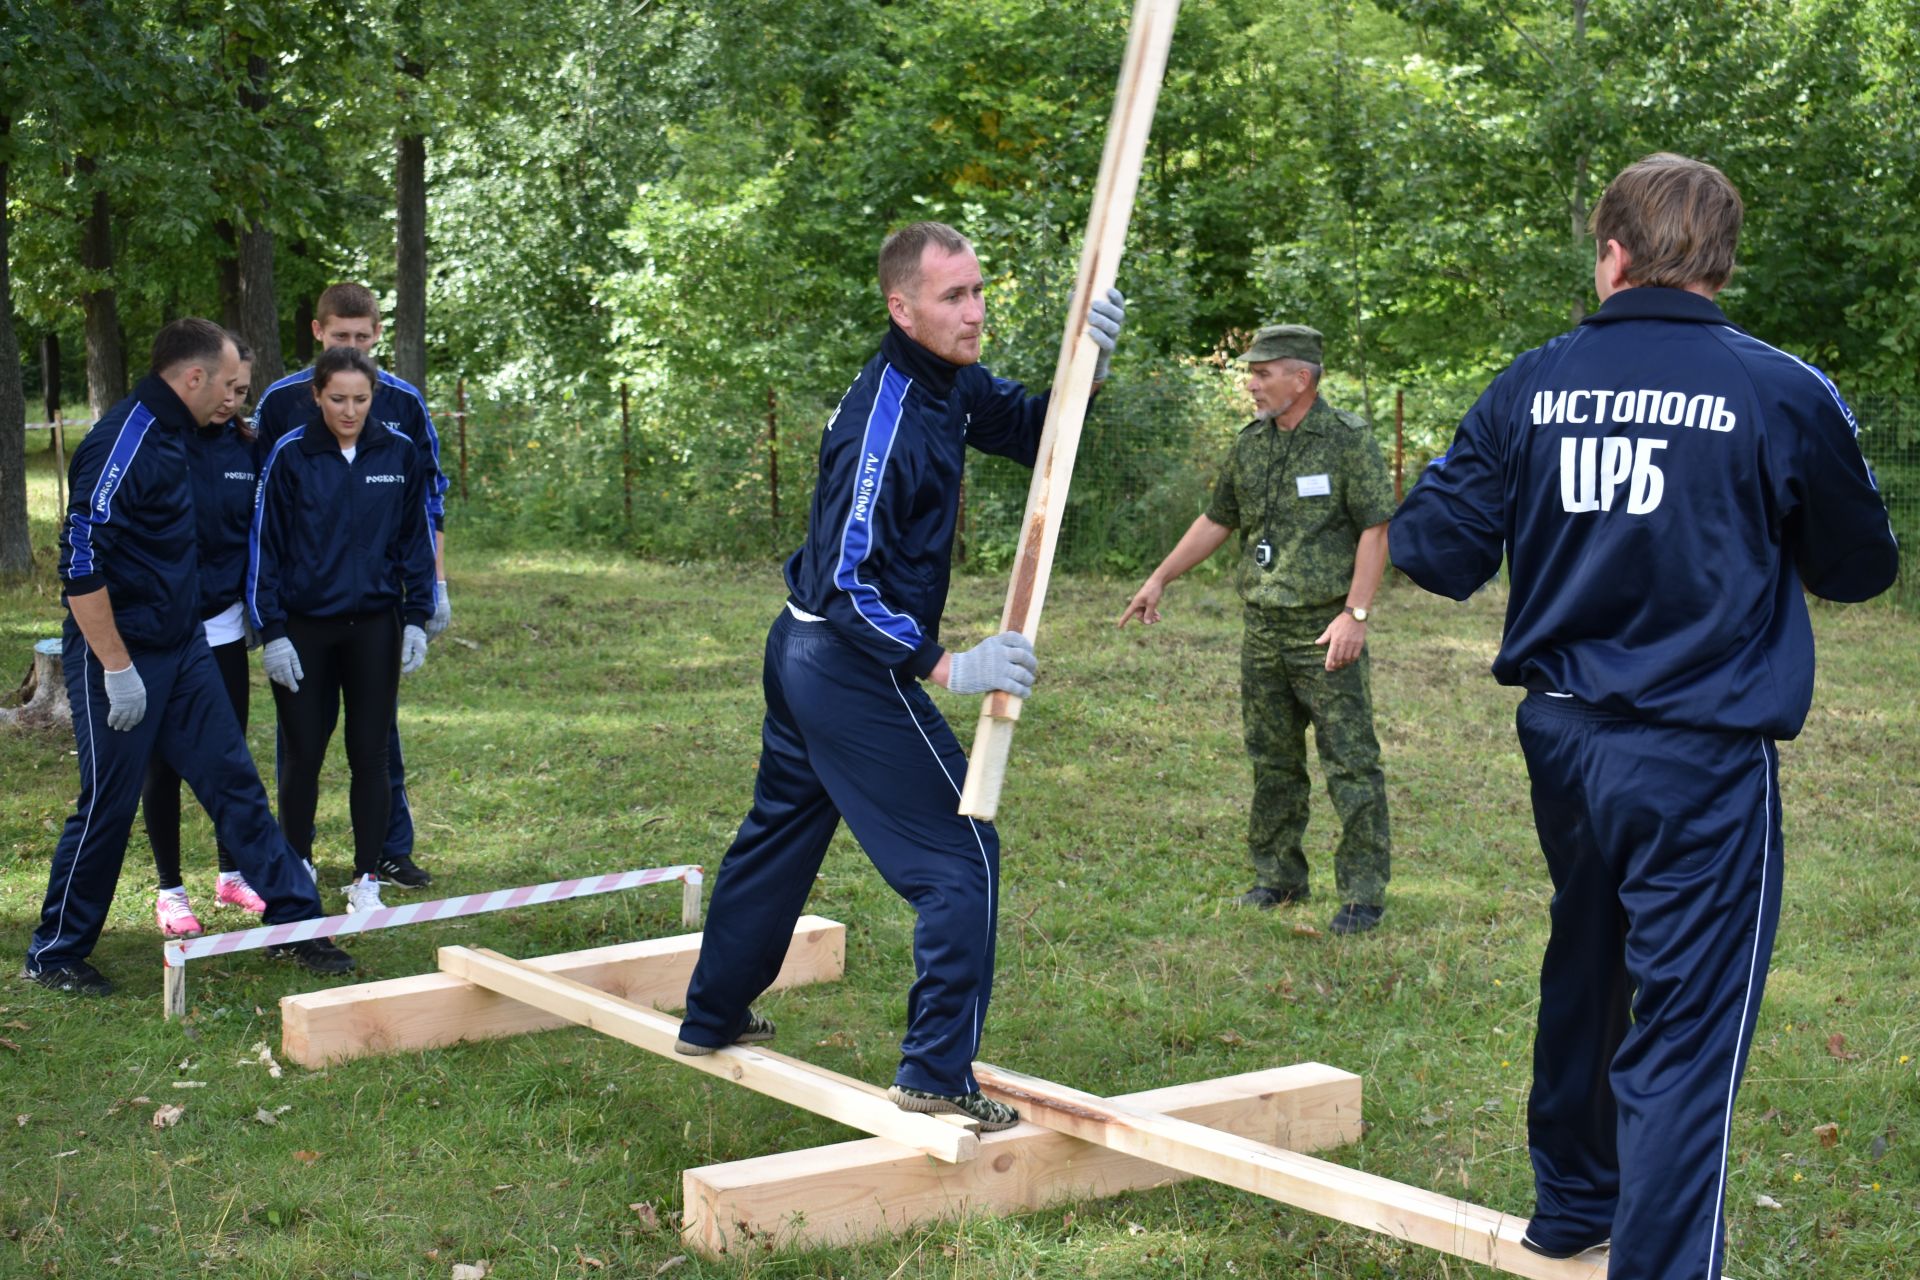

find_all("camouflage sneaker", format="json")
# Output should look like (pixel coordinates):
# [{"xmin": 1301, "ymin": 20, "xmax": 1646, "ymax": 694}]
[
  {"xmin": 674, "ymin": 1008, "xmax": 776, "ymax": 1056},
  {"xmin": 886, "ymin": 1084, "xmax": 1020, "ymax": 1131}
]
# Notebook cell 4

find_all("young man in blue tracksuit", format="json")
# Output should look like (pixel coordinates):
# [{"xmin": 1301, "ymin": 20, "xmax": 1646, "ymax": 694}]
[
  {"xmin": 675, "ymin": 221, "xmax": 1124, "ymax": 1129},
  {"xmin": 249, "ymin": 345, "xmax": 437, "ymax": 916},
  {"xmin": 26, "ymin": 320, "xmax": 356, "ymax": 995},
  {"xmin": 253, "ymin": 283, "xmax": 448, "ymax": 888},
  {"xmin": 1390, "ymin": 155, "xmax": 1898, "ymax": 1278}
]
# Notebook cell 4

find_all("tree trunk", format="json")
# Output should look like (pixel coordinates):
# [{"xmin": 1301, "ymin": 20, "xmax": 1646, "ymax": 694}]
[
  {"xmin": 77, "ymin": 161, "xmax": 125, "ymax": 421},
  {"xmin": 0, "ymin": 117, "xmax": 32, "ymax": 580},
  {"xmin": 1568, "ymin": 0, "xmax": 1590, "ymax": 327},
  {"xmin": 292, "ymin": 241, "xmax": 315, "ymax": 365},
  {"xmin": 394, "ymin": 131, "xmax": 428, "ymax": 390},
  {"xmin": 235, "ymin": 54, "xmax": 285, "ymax": 386},
  {"xmin": 1, "ymin": 639, "xmax": 71, "ymax": 730},
  {"xmin": 214, "ymin": 219, "xmax": 243, "ymax": 331}
]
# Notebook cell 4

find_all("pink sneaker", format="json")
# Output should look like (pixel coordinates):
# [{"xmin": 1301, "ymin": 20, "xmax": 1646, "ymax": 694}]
[
  {"xmin": 155, "ymin": 891, "xmax": 204, "ymax": 939},
  {"xmin": 215, "ymin": 874, "xmax": 268, "ymax": 914}
]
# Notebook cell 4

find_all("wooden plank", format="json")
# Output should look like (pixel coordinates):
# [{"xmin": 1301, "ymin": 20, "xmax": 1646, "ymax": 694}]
[
  {"xmin": 976, "ymin": 1062, "xmax": 1618, "ymax": 1280},
  {"xmin": 959, "ymin": 0, "xmax": 1183, "ymax": 821},
  {"xmin": 683, "ymin": 1062, "xmax": 1362, "ymax": 1257},
  {"xmin": 440, "ymin": 945, "xmax": 979, "ymax": 1164},
  {"xmin": 281, "ymin": 914, "xmax": 843, "ymax": 1068},
  {"xmin": 163, "ymin": 964, "xmax": 185, "ymax": 1021}
]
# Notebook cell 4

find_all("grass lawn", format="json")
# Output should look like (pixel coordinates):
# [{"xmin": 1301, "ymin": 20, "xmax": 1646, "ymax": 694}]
[{"xmin": 2, "ymin": 447, "xmax": 1915, "ymax": 1278}]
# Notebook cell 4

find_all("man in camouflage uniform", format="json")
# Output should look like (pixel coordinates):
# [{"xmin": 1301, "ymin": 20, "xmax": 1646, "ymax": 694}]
[{"xmin": 1120, "ymin": 325, "xmax": 1395, "ymax": 934}]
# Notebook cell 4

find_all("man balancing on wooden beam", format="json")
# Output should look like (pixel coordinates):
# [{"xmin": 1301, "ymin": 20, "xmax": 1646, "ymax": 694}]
[
  {"xmin": 673, "ymin": 221, "xmax": 1125, "ymax": 1130},
  {"xmin": 1391, "ymin": 154, "xmax": 1897, "ymax": 1277}
]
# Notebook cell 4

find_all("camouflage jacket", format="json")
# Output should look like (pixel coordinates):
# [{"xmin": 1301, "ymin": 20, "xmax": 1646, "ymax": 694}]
[{"xmin": 1204, "ymin": 397, "xmax": 1397, "ymax": 609}]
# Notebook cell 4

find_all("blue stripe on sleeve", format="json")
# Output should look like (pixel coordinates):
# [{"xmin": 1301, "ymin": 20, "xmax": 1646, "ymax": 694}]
[
  {"xmin": 247, "ymin": 427, "xmax": 304, "ymax": 628},
  {"xmin": 65, "ymin": 405, "xmax": 155, "ymax": 581},
  {"xmin": 832, "ymin": 365, "xmax": 921, "ymax": 650}
]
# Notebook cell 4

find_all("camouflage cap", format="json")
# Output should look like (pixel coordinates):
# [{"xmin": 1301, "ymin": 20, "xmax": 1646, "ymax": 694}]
[{"xmin": 1238, "ymin": 324, "xmax": 1323, "ymax": 365}]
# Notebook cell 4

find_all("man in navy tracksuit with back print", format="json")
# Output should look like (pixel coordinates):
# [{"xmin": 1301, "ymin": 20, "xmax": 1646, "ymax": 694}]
[
  {"xmin": 25, "ymin": 319, "xmax": 356, "ymax": 995},
  {"xmin": 675, "ymin": 221, "xmax": 1125, "ymax": 1130},
  {"xmin": 1391, "ymin": 155, "xmax": 1898, "ymax": 1278}
]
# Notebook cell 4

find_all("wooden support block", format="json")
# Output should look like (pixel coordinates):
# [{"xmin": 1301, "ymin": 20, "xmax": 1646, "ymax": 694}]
[
  {"xmin": 441, "ymin": 945, "xmax": 979, "ymax": 1164},
  {"xmin": 163, "ymin": 965, "xmax": 185, "ymax": 1022},
  {"xmin": 976, "ymin": 1062, "xmax": 1617, "ymax": 1280},
  {"xmin": 281, "ymin": 915, "xmax": 843, "ymax": 1068},
  {"xmin": 682, "ymin": 1061, "xmax": 1361, "ymax": 1257}
]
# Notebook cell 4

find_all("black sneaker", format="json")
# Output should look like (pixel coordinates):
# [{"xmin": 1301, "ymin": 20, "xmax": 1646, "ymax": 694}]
[
  {"xmin": 1237, "ymin": 885, "xmax": 1309, "ymax": 909},
  {"xmin": 1329, "ymin": 903, "xmax": 1384, "ymax": 934},
  {"xmin": 22, "ymin": 960, "xmax": 114, "ymax": 996},
  {"xmin": 1520, "ymin": 1228, "xmax": 1610, "ymax": 1259},
  {"xmin": 267, "ymin": 938, "xmax": 358, "ymax": 976},
  {"xmin": 887, "ymin": 1084, "xmax": 1020, "ymax": 1132},
  {"xmin": 376, "ymin": 855, "xmax": 433, "ymax": 888},
  {"xmin": 674, "ymin": 1008, "xmax": 777, "ymax": 1056}
]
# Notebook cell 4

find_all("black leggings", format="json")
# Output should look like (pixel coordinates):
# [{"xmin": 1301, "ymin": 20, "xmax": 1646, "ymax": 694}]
[
  {"xmin": 271, "ymin": 611, "xmax": 402, "ymax": 877},
  {"xmin": 143, "ymin": 636, "xmax": 250, "ymax": 889}
]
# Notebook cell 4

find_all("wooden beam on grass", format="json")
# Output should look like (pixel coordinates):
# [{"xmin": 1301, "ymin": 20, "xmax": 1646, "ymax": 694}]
[
  {"xmin": 958, "ymin": 0, "xmax": 1183, "ymax": 821},
  {"xmin": 281, "ymin": 914, "xmax": 843, "ymax": 1069},
  {"xmin": 682, "ymin": 1061, "xmax": 1362, "ymax": 1257},
  {"xmin": 975, "ymin": 1062, "xmax": 1619, "ymax": 1280},
  {"xmin": 440, "ymin": 945, "xmax": 980, "ymax": 1164}
]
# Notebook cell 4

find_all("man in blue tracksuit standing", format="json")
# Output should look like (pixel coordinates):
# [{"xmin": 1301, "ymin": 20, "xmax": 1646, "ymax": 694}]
[
  {"xmin": 253, "ymin": 283, "xmax": 447, "ymax": 888},
  {"xmin": 1390, "ymin": 155, "xmax": 1898, "ymax": 1277},
  {"xmin": 25, "ymin": 319, "xmax": 357, "ymax": 994},
  {"xmin": 675, "ymin": 221, "xmax": 1125, "ymax": 1129}
]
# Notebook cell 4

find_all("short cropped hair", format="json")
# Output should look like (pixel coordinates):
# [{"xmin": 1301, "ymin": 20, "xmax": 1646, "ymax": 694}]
[
  {"xmin": 878, "ymin": 221, "xmax": 971, "ymax": 302},
  {"xmin": 315, "ymin": 282, "xmax": 380, "ymax": 325},
  {"xmin": 149, "ymin": 318, "xmax": 233, "ymax": 377},
  {"xmin": 1589, "ymin": 153, "xmax": 1743, "ymax": 291},
  {"xmin": 311, "ymin": 345, "xmax": 380, "ymax": 394}
]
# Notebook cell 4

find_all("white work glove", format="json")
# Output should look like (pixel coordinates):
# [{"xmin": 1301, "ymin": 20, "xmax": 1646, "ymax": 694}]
[
  {"xmin": 946, "ymin": 632, "xmax": 1037, "ymax": 699},
  {"xmin": 1087, "ymin": 288, "xmax": 1126, "ymax": 382},
  {"xmin": 400, "ymin": 624, "xmax": 429, "ymax": 676},
  {"xmin": 102, "ymin": 662, "xmax": 147, "ymax": 731},
  {"xmin": 426, "ymin": 580, "xmax": 451, "ymax": 638},
  {"xmin": 263, "ymin": 637, "xmax": 303, "ymax": 692}
]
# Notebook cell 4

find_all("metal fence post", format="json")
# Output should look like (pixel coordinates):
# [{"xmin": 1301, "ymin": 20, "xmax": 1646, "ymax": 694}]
[
  {"xmin": 621, "ymin": 382, "xmax": 633, "ymax": 532},
  {"xmin": 1394, "ymin": 388, "xmax": 1405, "ymax": 504}
]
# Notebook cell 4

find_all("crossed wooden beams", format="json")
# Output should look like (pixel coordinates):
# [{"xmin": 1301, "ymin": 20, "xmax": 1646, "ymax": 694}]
[{"xmin": 280, "ymin": 916, "xmax": 1623, "ymax": 1276}]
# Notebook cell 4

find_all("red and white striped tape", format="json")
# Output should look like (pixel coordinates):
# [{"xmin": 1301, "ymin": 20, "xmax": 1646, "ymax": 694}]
[{"xmin": 163, "ymin": 864, "xmax": 703, "ymax": 968}]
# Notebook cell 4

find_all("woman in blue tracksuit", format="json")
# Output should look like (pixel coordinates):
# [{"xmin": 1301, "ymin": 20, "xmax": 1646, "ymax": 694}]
[
  {"xmin": 247, "ymin": 345, "xmax": 436, "ymax": 915},
  {"xmin": 144, "ymin": 339, "xmax": 270, "ymax": 937}
]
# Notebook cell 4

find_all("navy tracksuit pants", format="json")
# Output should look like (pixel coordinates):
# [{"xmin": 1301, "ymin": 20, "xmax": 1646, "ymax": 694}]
[
  {"xmin": 27, "ymin": 629, "xmax": 325, "ymax": 972},
  {"xmin": 274, "ymin": 716, "xmax": 414, "ymax": 860},
  {"xmin": 1516, "ymin": 692, "xmax": 1782, "ymax": 1280},
  {"xmin": 681, "ymin": 610, "xmax": 1000, "ymax": 1095}
]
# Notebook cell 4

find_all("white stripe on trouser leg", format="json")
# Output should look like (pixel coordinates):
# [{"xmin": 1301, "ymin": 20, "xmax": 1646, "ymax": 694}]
[
  {"xmin": 30, "ymin": 640, "xmax": 100, "ymax": 968},
  {"xmin": 1706, "ymin": 738, "xmax": 1774, "ymax": 1280},
  {"xmin": 890, "ymin": 672, "xmax": 993, "ymax": 1075}
]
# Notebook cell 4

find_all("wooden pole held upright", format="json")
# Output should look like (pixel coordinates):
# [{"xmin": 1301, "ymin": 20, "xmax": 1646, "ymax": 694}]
[{"xmin": 957, "ymin": 0, "xmax": 1182, "ymax": 821}]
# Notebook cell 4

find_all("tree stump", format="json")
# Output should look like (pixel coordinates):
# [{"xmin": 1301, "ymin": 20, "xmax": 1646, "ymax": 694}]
[{"xmin": 1, "ymin": 639, "xmax": 71, "ymax": 730}]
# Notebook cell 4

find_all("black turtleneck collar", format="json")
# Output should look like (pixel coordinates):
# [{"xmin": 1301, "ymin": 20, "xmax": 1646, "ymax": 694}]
[
  {"xmin": 133, "ymin": 372, "xmax": 201, "ymax": 432},
  {"xmin": 880, "ymin": 320, "xmax": 963, "ymax": 398},
  {"xmin": 1580, "ymin": 286, "xmax": 1731, "ymax": 328}
]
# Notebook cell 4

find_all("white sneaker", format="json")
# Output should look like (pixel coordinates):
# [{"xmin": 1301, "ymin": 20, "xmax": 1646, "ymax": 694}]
[{"xmin": 344, "ymin": 875, "xmax": 384, "ymax": 914}]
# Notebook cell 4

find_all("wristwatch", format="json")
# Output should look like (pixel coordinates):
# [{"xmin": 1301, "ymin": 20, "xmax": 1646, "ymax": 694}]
[{"xmin": 1344, "ymin": 605, "xmax": 1370, "ymax": 622}]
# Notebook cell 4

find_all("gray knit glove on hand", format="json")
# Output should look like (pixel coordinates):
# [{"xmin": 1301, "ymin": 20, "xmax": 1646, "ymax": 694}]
[{"xmin": 947, "ymin": 632, "xmax": 1037, "ymax": 698}]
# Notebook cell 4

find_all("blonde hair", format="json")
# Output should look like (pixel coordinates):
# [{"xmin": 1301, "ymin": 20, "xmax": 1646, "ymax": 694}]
[
  {"xmin": 878, "ymin": 221, "xmax": 971, "ymax": 303},
  {"xmin": 1589, "ymin": 153, "xmax": 1743, "ymax": 290}
]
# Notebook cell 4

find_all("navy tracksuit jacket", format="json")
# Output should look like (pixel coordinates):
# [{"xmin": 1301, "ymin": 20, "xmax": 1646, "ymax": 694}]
[
  {"xmin": 29, "ymin": 376, "xmax": 324, "ymax": 972},
  {"xmin": 247, "ymin": 420, "xmax": 436, "ymax": 637},
  {"xmin": 1391, "ymin": 287, "xmax": 1898, "ymax": 1279},
  {"xmin": 187, "ymin": 419, "xmax": 260, "ymax": 617},
  {"xmin": 253, "ymin": 364, "xmax": 445, "ymax": 856},
  {"xmin": 680, "ymin": 323, "xmax": 1049, "ymax": 1093}
]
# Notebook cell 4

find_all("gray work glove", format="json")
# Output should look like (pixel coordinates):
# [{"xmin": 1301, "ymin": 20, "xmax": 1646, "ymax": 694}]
[
  {"xmin": 263, "ymin": 637, "xmax": 303, "ymax": 692},
  {"xmin": 426, "ymin": 580, "xmax": 451, "ymax": 638},
  {"xmin": 102, "ymin": 662, "xmax": 147, "ymax": 731},
  {"xmin": 947, "ymin": 631, "xmax": 1038, "ymax": 699},
  {"xmin": 1087, "ymin": 287, "xmax": 1126, "ymax": 382},
  {"xmin": 400, "ymin": 624, "xmax": 429, "ymax": 676}
]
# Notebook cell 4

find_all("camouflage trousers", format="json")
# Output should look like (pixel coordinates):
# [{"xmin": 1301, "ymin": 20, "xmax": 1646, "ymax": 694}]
[{"xmin": 1241, "ymin": 604, "xmax": 1391, "ymax": 906}]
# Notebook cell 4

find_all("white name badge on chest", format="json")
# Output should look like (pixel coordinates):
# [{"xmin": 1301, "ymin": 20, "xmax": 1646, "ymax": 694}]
[{"xmin": 1296, "ymin": 473, "xmax": 1331, "ymax": 498}]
